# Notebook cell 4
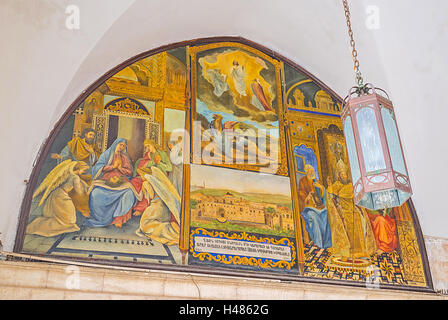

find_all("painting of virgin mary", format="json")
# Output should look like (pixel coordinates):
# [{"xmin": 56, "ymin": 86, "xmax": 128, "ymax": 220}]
[{"xmin": 85, "ymin": 138, "xmax": 142, "ymax": 228}]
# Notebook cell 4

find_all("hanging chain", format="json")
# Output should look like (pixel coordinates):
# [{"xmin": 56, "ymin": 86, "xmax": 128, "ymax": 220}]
[{"xmin": 342, "ymin": 0, "xmax": 365, "ymax": 89}]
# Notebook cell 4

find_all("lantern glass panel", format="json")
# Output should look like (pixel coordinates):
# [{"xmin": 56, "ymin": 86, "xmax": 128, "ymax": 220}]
[
  {"xmin": 343, "ymin": 115, "xmax": 361, "ymax": 184},
  {"xmin": 359, "ymin": 189, "xmax": 403, "ymax": 210},
  {"xmin": 372, "ymin": 189, "xmax": 400, "ymax": 209},
  {"xmin": 381, "ymin": 106, "xmax": 407, "ymax": 175},
  {"xmin": 358, "ymin": 193, "xmax": 373, "ymax": 209},
  {"xmin": 356, "ymin": 106, "xmax": 386, "ymax": 172},
  {"xmin": 397, "ymin": 189, "xmax": 412, "ymax": 205}
]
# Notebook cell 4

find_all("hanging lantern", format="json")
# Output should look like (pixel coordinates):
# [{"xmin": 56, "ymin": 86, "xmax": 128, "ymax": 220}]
[
  {"xmin": 340, "ymin": 0, "xmax": 412, "ymax": 210},
  {"xmin": 341, "ymin": 85, "xmax": 412, "ymax": 210}
]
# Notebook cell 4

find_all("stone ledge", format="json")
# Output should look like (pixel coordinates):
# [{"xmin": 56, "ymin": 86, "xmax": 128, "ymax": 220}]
[{"xmin": 0, "ymin": 260, "xmax": 445, "ymax": 300}]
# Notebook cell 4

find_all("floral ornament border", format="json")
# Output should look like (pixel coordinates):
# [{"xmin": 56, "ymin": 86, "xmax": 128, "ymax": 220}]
[{"xmin": 189, "ymin": 228, "xmax": 297, "ymax": 270}]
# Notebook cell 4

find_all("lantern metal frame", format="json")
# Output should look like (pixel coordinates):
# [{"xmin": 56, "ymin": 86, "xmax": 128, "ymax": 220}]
[{"xmin": 341, "ymin": 84, "xmax": 412, "ymax": 210}]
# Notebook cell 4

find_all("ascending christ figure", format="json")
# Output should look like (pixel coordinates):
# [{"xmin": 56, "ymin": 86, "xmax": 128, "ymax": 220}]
[
  {"xmin": 85, "ymin": 138, "xmax": 142, "ymax": 228},
  {"xmin": 230, "ymin": 60, "xmax": 246, "ymax": 97}
]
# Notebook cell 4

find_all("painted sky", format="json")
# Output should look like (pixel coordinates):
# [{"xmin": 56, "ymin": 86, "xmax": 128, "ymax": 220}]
[{"xmin": 190, "ymin": 163, "xmax": 291, "ymax": 197}]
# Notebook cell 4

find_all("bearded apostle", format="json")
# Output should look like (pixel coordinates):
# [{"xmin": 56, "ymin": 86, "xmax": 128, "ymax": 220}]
[
  {"xmin": 51, "ymin": 128, "xmax": 100, "ymax": 183},
  {"xmin": 326, "ymin": 160, "xmax": 376, "ymax": 259},
  {"xmin": 297, "ymin": 164, "xmax": 332, "ymax": 249},
  {"xmin": 131, "ymin": 139, "xmax": 173, "ymax": 216}
]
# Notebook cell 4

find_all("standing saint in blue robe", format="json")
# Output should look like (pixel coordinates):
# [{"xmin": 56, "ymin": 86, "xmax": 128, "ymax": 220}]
[
  {"xmin": 85, "ymin": 138, "xmax": 142, "ymax": 228},
  {"xmin": 297, "ymin": 164, "xmax": 332, "ymax": 249}
]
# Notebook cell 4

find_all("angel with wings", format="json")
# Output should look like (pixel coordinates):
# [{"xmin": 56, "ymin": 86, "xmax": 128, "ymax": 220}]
[
  {"xmin": 135, "ymin": 166, "xmax": 181, "ymax": 246},
  {"xmin": 26, "ymin": 160, "xmax": 90, "ymax": 237}
]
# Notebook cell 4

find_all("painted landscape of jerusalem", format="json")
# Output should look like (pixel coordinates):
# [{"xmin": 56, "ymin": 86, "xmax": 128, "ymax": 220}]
[{"xmin": 190, "ymin": 164, "xmax": 294, "ymax": 237}]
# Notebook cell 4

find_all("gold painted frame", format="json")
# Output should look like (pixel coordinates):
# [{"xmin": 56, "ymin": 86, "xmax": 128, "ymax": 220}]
[
  {"xmin": 189, "ymin": 228, "xmax": 297, "ymax": 270},
  {"xmin": 178, "ymin": 46, "xmax": 192, "ymax": 262},
  {"xmin": 189, "ymin": 42, "xmax": 288, "ymax": 176},
  {"xmin": 280, "ymin": 68, "xmax": 305, "ymax": 274},
  {"xmin": 294, "ymin": 154, "xmax": 306, "ymax": 174}
]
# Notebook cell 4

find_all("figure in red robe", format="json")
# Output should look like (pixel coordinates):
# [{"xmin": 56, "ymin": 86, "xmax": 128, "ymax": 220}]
[
  {"xmin": 367, "ymin": 209, "xmax": 398, "ymax": 254},
  {"xmin": 250, "ymin": 78, "xmax": 272, "ymax": 111},
  {"xmin": 131, "ymin": 139, "xmax": 172, "ymax": 216}
]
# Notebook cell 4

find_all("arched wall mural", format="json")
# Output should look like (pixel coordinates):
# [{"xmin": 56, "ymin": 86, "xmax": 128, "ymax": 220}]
[{"xmin": 14, "ymin": 37, "xmax": 433, "ymax": 292}]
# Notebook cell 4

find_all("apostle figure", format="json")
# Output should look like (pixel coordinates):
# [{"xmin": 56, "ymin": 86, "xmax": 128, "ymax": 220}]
[
  {"xmin": 326, "ymin": 160, "xmax": 376, "ymax": 259},
  {"xmin": 298, "ymin": 164, "xmax": 332, "ymax": 249},
  {"xmin": 134, "ymin": 139, "xmax": 172, "ymax": 176},
  {"xmin": 85, "ymin": 138, "xmax": 142, "ymax": 228},
  {"xmin": 51, "ymin": 128, "xmax": 100, "ymax": 184},
  {"xmin": 206, "ymin": 68, "xmax": 229, "ymax": 97},
  {"xmin": 366, "ymin": 208, "xmax": 398, "ymax": 255},
  {"xmin": 205, "ymin": 113, "xmax": 272, "ymax": 166},
  {"xmin": 131, "ymin": 139, "xmax": 172, "ymax": 216},
  {"xmin": 250, "ymin": 78, "xmax": 272, "ymax": 111},
  {"xmin": 27, "ymin": 160, "xmax": 90, "ymax": 237}
]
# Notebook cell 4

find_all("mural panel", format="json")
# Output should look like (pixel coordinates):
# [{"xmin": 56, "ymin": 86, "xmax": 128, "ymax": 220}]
[
  {"xmin": 190, "ymin": 42, "xmax": 288, "ymax": 176},
  {"xmin": 22, "ymin": 49, "xmax": 188, "ymax": 265},
  {"xmin": 187, "ymin": 164, "xmax": 297, "ymax": 272},
  {"xmin": 284, "ymin": 63, "xmax": 428, "ymax": 288},
  {"xmin": 15, "ymin": 39, "xmax": 431, "ymax": 292}
]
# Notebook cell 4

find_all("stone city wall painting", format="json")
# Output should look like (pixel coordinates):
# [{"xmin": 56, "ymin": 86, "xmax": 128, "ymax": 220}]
[
  {"xmin": 22, "ymin": 48, "xmax": 188, "ymax": 265},
  {"xmin": 188, "ymin": 164, "xmax": 298, "ymax": 273},
  {"xmin": 190, "ymin": 42, "xmax": 288, "ymax": 176},
  {"xmin": 16, "ymin": 39, "xmax": 431, "ymax": 291}
]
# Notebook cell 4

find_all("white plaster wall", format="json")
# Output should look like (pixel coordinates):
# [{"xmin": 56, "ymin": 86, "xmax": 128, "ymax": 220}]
[
  {"xmin": 0, "ymin": 0, "xmax": 136, "ymax": 250},
  {"xmin": 0, "ymin": 0, "xmax": 447, "ymax": 254},
  {"xmin": 356, "ymin": 0, "xmax": 448, "ymax": 237}
]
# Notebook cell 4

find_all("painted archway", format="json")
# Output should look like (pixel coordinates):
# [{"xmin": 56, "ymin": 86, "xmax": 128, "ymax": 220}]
[{"xmin": 15, "ymin": 37, "xmax": 433, "ymax": 292}]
